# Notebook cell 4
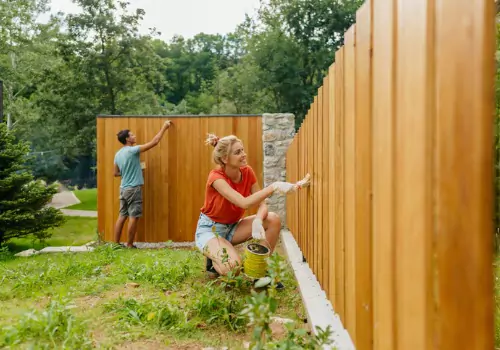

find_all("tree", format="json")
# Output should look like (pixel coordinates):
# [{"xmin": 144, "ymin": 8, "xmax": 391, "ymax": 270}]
[
  {"xmin": 247, "ymin": 0, "xmax": 362, "ymax": 126},
  {"xmin": 0, "ymin": 123, "xmax": 64, "ymax": 244}
]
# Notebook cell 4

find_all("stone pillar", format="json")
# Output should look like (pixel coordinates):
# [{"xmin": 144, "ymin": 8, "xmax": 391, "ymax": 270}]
[{"xmin": 262, "ymin": 113, "xmax": 295, "ymax": 227}]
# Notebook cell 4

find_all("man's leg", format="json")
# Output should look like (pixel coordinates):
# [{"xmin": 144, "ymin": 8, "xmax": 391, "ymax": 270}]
[
  {"xmin": 115, "ymin": 189, "xmax": 129, "ymax": 243},
  {"xmin": 125, "ymin": 186, "xmax": 143, "ymax": 248},
  {"xmin": 114, "ymin": 216, "xmax": 128, "ymax": 243},
  {"xmin": 126, "ymin": 217, "xmax": 139, "ymax": 247}
]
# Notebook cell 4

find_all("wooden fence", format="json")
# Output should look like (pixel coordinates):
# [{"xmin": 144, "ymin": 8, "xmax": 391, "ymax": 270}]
[
  {"xmin": 97, "ymin": 115, "xmax": 263, "ymax": 242},
  {"xmin": 285, "ymin": 0, "xmax": 495, "ymax": 348}
]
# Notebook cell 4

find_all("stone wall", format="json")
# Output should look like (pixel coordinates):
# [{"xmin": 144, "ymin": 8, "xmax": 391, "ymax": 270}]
[{"xmin": 262, "ymin": 113, "xmax": 295, "ymax": 227}]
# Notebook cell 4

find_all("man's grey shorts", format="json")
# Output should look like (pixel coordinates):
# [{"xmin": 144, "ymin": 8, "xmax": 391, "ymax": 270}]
[{"xmin": 119, "ymin": 186, "xmax": 143, "ymax": 218}]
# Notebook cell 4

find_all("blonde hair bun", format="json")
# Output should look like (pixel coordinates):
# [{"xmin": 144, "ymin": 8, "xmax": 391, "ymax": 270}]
[
  {"xmin": 204, "ymin": 133, "xmax": 242, "ymax": 166},
  {"xmin": 205, "ymin": 133, "xmax": 219, "ymax": 147}
]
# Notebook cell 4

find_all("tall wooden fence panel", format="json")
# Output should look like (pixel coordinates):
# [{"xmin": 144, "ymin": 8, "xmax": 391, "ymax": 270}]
[
  {"xmin": 97, "ymin": 115, "xmax": 263, "ymax": 242},
  {"xmin": 285, "ymin": 0, "xmax": 495, "ymax": 348}
]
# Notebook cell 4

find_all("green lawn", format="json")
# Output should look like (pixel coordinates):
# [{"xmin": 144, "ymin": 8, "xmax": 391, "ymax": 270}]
[
  {"xmin": 0, "ymin": 247, "xmax": 311, "ymax": 349},
  {"xmin": 6, "ymin": 217, "xmax": 97, "ymax": 253},
  {"xmin": 66, "ymin": 188, "xmax": 97, "ymax": 211}
]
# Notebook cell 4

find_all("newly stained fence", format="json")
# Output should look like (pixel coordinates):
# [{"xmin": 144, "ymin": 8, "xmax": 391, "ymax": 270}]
[
  {"xmin": 97, "ymin": 115, "xmax": 263, "ymax": 242},
  {"xmin": 286, "ymin": 0, "xmax": 494, "ymax": 348}
]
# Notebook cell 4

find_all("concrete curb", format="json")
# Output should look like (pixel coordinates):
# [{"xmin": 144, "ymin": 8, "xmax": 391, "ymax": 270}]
[
  {"xmin": 280, "ymin": 229, "xmax": 355, "ymax": 350},
  {"xmin": 70, "ymin": 191, "xmax": 81, "ymax": 205},
  {"xmin": 61, "ymin": 209, "xmax": 97, "ymax": 217}
]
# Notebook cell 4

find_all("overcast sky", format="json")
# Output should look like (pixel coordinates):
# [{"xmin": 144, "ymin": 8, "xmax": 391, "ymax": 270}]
[{"xmin": 40, "ymin": 0, "xmax": 262, "ymax": 42}]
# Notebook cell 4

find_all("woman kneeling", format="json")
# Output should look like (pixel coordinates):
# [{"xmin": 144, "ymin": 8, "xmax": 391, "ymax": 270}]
[{"xmin": 194, "ymin": 133, "xmax": 296, "ymax": 284}]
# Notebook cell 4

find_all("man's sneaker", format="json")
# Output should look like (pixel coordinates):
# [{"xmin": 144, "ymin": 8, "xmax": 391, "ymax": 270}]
[{"xmin": 206, "ymin": 258, "xmax": 219, "ymax": 279}]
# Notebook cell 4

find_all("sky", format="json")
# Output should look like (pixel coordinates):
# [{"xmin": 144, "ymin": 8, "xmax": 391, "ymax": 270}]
[{"xmin": 40, "ymin": 0, "xmax": 262, "ymax": 42}]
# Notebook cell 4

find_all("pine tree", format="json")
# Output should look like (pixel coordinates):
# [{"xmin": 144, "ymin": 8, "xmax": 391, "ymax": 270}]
[{"xmin": 0, "ymin": 123, "xmax": 64, "ymax": 244}]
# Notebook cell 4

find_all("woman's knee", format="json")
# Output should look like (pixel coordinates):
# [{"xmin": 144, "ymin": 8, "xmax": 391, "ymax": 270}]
[
  {"xmin": 216, "ymin": 254, "xmax": 242, "ymax": 275},
  {"xmin": 265, "ymin": 212, "xmax": 281, "ymax": 228}
]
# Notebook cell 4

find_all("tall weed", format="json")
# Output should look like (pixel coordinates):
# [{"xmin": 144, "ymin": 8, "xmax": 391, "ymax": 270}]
[{"xmin": 0, "ymin": 299, "xmax": 92, "ymax": 349}]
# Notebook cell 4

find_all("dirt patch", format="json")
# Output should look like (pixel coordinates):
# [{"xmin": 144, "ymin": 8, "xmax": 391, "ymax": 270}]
[
  {"xmin": 89, "ymin": 327, "xmax": 108, "ymax": 348},
  {"xmin": 115, "ymin": 340, "xmax": 209, "ymax": 350},
  {"xmin": 115, "ymin": 340, "xmax": 171, "ymax": 349},
  {"xmin": 270, "ymin": 321, "xmax": 287, "ymax": 339},
  {"xmin": 34, "ymin": 296, "xmax": 51, "ymax": 309},
  {"xmin": 73, "ymin": 284, "xmax": 152, "ymax": 311}
]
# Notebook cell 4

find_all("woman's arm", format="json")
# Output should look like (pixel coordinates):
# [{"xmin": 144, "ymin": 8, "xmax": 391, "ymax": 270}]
[
  {"xmin": 212, "ymin": 179, "xmax": 274, "ymax": 210},
  {"xmin": 251, "ymin": 182, "xmax": 268, "ymax": 220}
]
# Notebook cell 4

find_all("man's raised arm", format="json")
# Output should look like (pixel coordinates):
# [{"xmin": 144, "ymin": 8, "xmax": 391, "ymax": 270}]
[{"xmin": 139, "ymin": 120, "xmax": 172, "ymax": 153}]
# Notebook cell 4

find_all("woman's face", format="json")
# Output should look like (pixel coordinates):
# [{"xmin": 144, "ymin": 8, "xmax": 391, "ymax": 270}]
[{"xmin": 225, "ymin": 141, "xmax": 247, "ymax": 167}]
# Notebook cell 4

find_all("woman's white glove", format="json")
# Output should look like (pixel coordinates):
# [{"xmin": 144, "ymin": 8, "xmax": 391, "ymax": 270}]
[
  {"xmin": 271, "ymin": 181, "xmax": 297, "ymax": 194},
  {"xmin": 251, "ymin": 218, "xmax": 266, "ymax": 240}
]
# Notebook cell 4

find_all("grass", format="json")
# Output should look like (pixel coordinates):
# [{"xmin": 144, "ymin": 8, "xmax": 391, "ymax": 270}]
[
  {"xmin": 6, "ymin": 217, "xmax": 97, "ymax": 254},
  {"xmin": 66, "ymin": 188, "xmax": 97, "ymax": 211},
  {"xmin": 0, "ymin": 244, "xmax": 308, "ymax": 349},
  {"xmin": 6, "ymin": 217, "xmax": 97, "ymax": 253}
]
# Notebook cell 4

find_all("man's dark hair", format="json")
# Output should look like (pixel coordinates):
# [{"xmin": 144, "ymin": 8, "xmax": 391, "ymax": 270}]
[{"xmin": 117, "ymin": 129, "xmax": 130, "ymax": 145}]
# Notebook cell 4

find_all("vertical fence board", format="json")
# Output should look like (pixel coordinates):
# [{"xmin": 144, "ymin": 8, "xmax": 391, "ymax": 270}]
[
  {"xmin": 315, "ymin": 89, "xmax": 322, "ymax": 283},
  {"xmin": 335, "ymin": 48, "xmax": 346, "ymax": 321},
  {"xmin": 354, "ymin": 2, "xmax": 373, "ymax": 348},
  {"xmin": 344, "ymin": 25, "xmax": 357, "ymax": 337},
  {"xmin": 322, "ymin": 76, "xmax": 330, "ymax": 296},
  {"xmin": 97, "ymin": 118, "xmax": 106, "ymax": 238},
  {"xmin": 434, "ymin": 0, "xmax": 494, "ymax": 349},
  {"xmin": 159, "ymin": 119, "xmax": 170, "ymax": 243},
  {"xmin": 395, "ymin": 0, "xmax": 435, "ymax": 348},
  {"xmin": 372, "ymin": 0, "xmax": 396, "ymax": 348},
  {"xmin": 306, "ymin": 100, "xmax": 312, "ymax": 271},
  {"xmin": 328, "ymin": 64, "xmax": 336, "ymax": 306}
]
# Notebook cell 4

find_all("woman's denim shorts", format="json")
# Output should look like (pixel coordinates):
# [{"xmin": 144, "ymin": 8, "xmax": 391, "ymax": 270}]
[{"xmin": 195, "ymin": 213, "xmax": 238, "ymax": 252}]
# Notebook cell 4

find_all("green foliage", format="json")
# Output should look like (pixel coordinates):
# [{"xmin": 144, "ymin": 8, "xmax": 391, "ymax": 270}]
[
  {"xmin": 0, "ymin": 299, "xmax": 93, "ymax": 349},
  {"xmin": 65, "ymin": 188, "xmax": 97, "ymax": 211},
  {"xmin": 246, "ymin": 0, "xmax": 362, "ymax": 126},
  {"xmin": 0, "ymin": 123, "xmax": 64, "ymax": 244},
  {"xmin": 190, "ymin": 275, "xmax": 249, "ymax": 331},
  {"xmin": 0, "ymin": 242, "xmax": 328, "ymax": 347},
  {"xmin": 1, "ymin": 0, "xmax": 361, "ymax": 182},
  {"xmin": 120, "ymin": 250, "xmax": 198, "ymax": 290},
  {"xmin": 6, "ymin": 216, "xmax": 96, "ymax": 253},
  {"xmin": 242, "ymin": 253, "xmax": 335, "ymax": 349},
  {"xmin": 104, "ymin": 296, "xmax": 190, "ymax": 332}
]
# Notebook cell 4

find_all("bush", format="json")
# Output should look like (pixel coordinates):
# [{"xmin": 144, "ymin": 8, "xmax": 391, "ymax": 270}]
[{"xmin": 0, "ymin": 123, "xmax": 65, "ymax": 244}]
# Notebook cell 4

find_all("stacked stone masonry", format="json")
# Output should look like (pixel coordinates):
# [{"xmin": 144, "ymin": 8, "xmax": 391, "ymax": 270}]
[{"xmin": 262, "ymin": 113, "xmax": 295, "ymax": 228}]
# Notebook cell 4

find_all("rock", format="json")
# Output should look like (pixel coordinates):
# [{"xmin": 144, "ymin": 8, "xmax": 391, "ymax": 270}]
[
  {"xmin": 264, "ymin": 143, "xmax": 276, "ymax": 157},
  {"xmin": 38, "ymin": 246, "xmax": 94, "ymax": 254},
  {"xmin": 126, "ymin": 282, "xmax": 140, "ymax": 288},
  {"xmin": 271, "ymin": 316, "xmax": 294, "ymax": 324},
  {"xmin": 263, "ymin": 113, "xmax": 295, "ymax": 231},
  {"xmin": 15, "ymin": 249, "xmax": 39, "ymax": 257}
]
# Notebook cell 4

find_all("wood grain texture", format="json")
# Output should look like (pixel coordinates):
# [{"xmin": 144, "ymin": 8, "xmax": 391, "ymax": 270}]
[{"xmin": 98, "ymin": 116, "xmax": 263, "ymax": 242}]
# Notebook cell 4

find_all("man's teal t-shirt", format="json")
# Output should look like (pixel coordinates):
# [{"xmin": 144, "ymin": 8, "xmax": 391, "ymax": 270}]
[{"xmin": 114, "ymin": 146, "xmax": 144, "ymax": 189}]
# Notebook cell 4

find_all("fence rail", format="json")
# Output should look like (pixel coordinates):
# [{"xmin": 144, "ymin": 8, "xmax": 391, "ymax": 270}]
[{"xmin": 285, "ymin": 0, "xmax": 495, "ymax": 348}]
